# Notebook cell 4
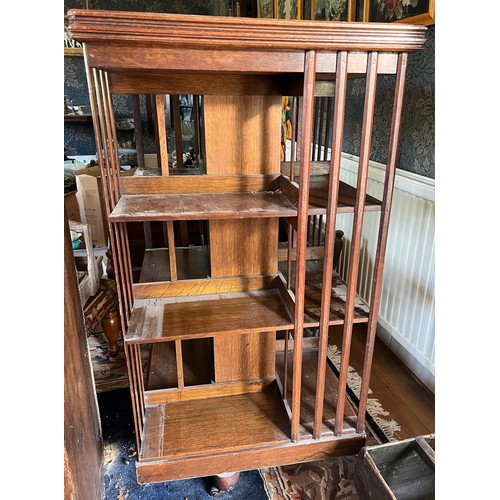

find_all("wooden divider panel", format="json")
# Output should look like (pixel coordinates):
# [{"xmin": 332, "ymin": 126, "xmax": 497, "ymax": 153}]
[{"xmin": 204, "ymin": 95, "xmax": 282, "ymax": 382}]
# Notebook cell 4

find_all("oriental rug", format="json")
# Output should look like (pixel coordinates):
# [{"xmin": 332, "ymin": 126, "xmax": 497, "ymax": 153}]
[
  {"xmin": 259, "ymin": 344, "xmax": 401, "ymax": 500},
  {"xmin": 87, "ymin": 332, "xmax": 150, "ymax": 393}
]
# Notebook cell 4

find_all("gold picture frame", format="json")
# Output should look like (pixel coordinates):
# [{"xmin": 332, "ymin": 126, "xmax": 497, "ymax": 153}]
[
  {"xmin": 311, "ymin": 0, "xmax": 356, "ymax": 21},
  {"xmin": 64, "ymin": 15, "xmax": 84, "ymax": 57},
  {"xmin": 364, "ymin": 0, "xmax": 435, "ymax": 26},
  {"xmin": 258, "ymin": 0, "xmax": 274, "ymax": 18},
  {"xmin": 274, "ymin": 0, "xmax": 303, "ymax": 20}
]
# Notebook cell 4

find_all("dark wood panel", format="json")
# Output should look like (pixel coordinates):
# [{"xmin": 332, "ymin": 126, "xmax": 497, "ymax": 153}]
[
  {"xmin": 138, "ymin": 246, "xmax": 209, "ymax": 283},
  {"xmin": 126, "ymin": 290, "xmax": 293, "ymax": 343},
  {"xmin": 109, "ymin": 72, "xmax": 285, "ymax": 95},
  {"xmin": 64, "ymin": 213, "xmax": 103, "ymax": 499},
  {"xmin": 146, "ymin": 339, "xmax": 213, "ymax": 391},
  {"xmin": 121, "ymin": 173, "xmax": 281, "ymax": 195}
]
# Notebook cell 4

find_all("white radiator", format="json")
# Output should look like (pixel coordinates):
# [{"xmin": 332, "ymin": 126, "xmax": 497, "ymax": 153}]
[{"xmin": 336, "ymin": 153, "xmax": 435, "ymax": 393}]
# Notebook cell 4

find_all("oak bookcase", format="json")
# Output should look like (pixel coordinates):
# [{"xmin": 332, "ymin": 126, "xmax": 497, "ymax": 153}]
[{"xmin": 68, "ymin": 10, "xmax": 426, "ymax": 485}]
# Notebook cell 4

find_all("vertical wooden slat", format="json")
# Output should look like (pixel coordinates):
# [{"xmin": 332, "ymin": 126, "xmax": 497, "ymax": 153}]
[
  {"xmin": 311, "ymin": 215, "xmax": 317, "ymax": 245},
  {"xmin": 155, "ymin": 94, "xmax": 169, "ymax": 175},
  {"xmin": 145, "ymin": 94, "xmax": 155, "ymax": 134},
  {"xmin": 335, "ymin": 51, "xmax": 379, "ymax": 436},
  {"xmin": 167, "ymin": 221, "xmax": 178, "ymax": 282},
  {"xmin": 317, "ymin": 97, "xmax": 326, "ymax": 161},
  {"xmin": 313, "ymin": 51, "xmax": 348, "ymax": 439},
  {"xmin": 102, "ymin": 74, "xmax": 135, "ymax": 318},
  {"xmin": 94, "ymin": 71, "xmax": 134, "ymax": 320},
  {"xmin": 134, "ymin": 344, "xmax": 145, "ymax": 423},
  {"xmin": 172, "ymin": 94, "xmax": 184, "ymax": 168},
  {"xmin": 287, "ymin": 226, "xmax": 293, "ymax": 289},
  {"xmin": 132, "ymin": 95, "xmax": 145, "ymax": 169},
  {"xmin": 175, "ymin": 340, "xmax": 185, "ymax": 390},
  {"xmin": 323, "ymin": 97, "xmax": 333, "ymax": 161},
  {"xmin": 312, "ymin": 97, "xmax": 319, "ymax": 161},
  {"xmin": 126, "ymin": 344, "xmax": 143, "ymax": 446},
  {"xmin": 291, "ymin": 49, "xmax": 317, "ymax": 442},
  {"xmin": 356, "ymin": 53, "xmax": 409, "ymax": 433},
  {"xmin": 286, "ymin": 96, "xmax": 299, "ymax": 291},
  {"xmin": 290, "ymin": 96, "xmax": 298, "ymax": 180},
  {"xmin": 193, "ymin": 95, "xmax": 201, "ymax": 168},
  {"xmin": 143, "ymin": 222, "xmax": 153, "ymax": 249},
  {"xmin": 283, "ymin": 330, "xmax": 289, "ymax": 398},
  {"xmin": 85, "ymin": 63, "xmax": 141, "ymax": 453}
]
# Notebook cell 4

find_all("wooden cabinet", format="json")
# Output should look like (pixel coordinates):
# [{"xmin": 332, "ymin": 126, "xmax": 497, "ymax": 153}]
[{"xmin": 68, "ymin": 10, "xmax": 426, "ymax": 485}]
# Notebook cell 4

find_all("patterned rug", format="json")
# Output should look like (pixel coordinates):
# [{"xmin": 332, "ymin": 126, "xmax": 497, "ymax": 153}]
[
  {"xmin": 87, "ymin": 332, "xmax": 150, "ymax": 393},
  {"xmin": 259, "ymin": 344, "xmax": 401, "ymax": 500}
]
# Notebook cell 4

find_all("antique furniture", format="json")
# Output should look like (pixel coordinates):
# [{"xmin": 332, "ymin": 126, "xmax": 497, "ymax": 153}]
[
  {"xmin": 355, "ymin": 434, "xmax": 435, "ymax": 499},
  {"xmin": 68, "ymin": 10, "xmax": 426, "ymax": 485},
  {"xmin": 70, "ymin": 219, "xmax": 121, "ymax": 355}
]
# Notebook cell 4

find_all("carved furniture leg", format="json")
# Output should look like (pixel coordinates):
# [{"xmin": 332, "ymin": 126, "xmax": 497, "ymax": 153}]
[{"xmin": 101, "ymin": 309, "xmax": 121, "ymax": 357}]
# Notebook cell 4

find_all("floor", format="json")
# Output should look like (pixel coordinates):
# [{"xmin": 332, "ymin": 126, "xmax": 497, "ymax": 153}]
[{"xmin": 97, "ymin": 328, "xmax": 435, "ymax": 499}]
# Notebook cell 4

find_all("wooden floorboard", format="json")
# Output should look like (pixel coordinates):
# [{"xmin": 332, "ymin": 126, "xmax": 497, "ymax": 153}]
[{"xmin": 329, "ymin": 324, "xmax": 435, "ymax": 441}]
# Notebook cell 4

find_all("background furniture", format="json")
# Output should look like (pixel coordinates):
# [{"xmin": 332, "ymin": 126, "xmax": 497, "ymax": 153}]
[
  {"xmin": 70, "ymin": 220, "xmax": 122, "ymax": 356},
  {"xmin": 68, "ymin": 10, "xmax": 426, "ymax": 485}
]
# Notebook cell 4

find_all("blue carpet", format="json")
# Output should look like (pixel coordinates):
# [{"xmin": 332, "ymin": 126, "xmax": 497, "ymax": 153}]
[{"xmin": 98, "ymin": 388, "xmax": 270, "ymax": 499}]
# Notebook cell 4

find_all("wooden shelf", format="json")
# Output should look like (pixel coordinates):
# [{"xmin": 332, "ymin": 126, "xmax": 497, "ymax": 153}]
[
  {"xmin": 110, "ymin": 191, "xmax": 298, "ymax": 222},
  {"xmin": 280, "ymin": 260, "xmax": 370, "ymax": 327},
  {"xmin": 308, "ymin": 178, "xmax": 382, "ymax": 213},
  {"xmin": 139, "ymin": 246, "xmax": 209, "ymax": 283},
  {"xmin": 140, "ymin": 381, "xmax": 291, "ymax": 462},
  {"xmin": 126, "ymin": 289, "xmax": 293, "ymax": 344},
  {"xmin": 64, "ymin": 114, "xmax": 92, "ymax": 122}
]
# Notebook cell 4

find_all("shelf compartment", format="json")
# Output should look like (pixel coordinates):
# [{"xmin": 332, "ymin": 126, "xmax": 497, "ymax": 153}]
[
  {"xmin": 110, "ymin": 191, "xmax": 297, "ymax": 222},
  {"xmin": 278, "ymin": 261, "xmax": 370, "ymax": 327},
  {"xmin": 275, "ymin": 347, "xmax": 360, "ymax": 438},
  {"xmin": 140, "ymin": 381, "xmax": 291, "ymax": 462},
  {"xmin": 111, "ymin": 173, "xmax": 299, "ymax": 222},
  {"xmin": 308, "ymin": 177, "xmax": 382, "ymax": 213},
  {"xmin": 126, "ymin": 289, "xmax": 294, "ymax": 344},
  {"xmin": 145, "ymin": 339, "xmax": 213, "ymax": 391},
  {"xmin": 138, "ymin": 246, "xmax": 209, "ymax": 283}
]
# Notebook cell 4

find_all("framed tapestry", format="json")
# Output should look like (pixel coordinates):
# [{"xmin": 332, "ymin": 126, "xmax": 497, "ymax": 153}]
[
  {"xmin": 364, "ymin": 0, "xmax": 435, "ymax": 26},
  {"xmin": 312, "ymin": 0, "xmax": 356, "ymax": 21},
  {"xmin": 274, "ymin": 0, "xmax": 303, "ymax": 19},
  {"xmin": 258, "ymin": 0, "xmax": 274, "ymax": 17}
]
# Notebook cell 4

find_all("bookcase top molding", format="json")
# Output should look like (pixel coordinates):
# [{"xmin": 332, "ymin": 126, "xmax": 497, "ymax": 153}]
[{"xmin": 67, "ymin": 9, "xmax": 427, "ymax": 53}]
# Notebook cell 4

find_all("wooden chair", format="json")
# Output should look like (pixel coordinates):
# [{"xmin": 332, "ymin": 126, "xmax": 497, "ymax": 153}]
[{"xmin": 70, "ymin": 220, "xmax": 121, "ymax": 356}]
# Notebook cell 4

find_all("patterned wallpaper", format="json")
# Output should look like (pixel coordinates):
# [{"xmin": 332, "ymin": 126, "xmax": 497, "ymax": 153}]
[
  {"xmin": 64, "ymin": 1, "xmax": 434, "ymax": 178},
  {"xmin": 342, "ymin": 25, "xmax": 435, "ymax": 178}
]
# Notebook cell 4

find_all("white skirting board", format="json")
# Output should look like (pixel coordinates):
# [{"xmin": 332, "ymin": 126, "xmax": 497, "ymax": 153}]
[{"xmin": 336, "ymin": 153, "xmax": 435, "ymax": 393}]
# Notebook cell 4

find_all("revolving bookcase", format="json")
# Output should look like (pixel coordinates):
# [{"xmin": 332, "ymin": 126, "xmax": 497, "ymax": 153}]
[{"xmin": 68, "ymin": 10, "xmax": 426, "ymax": 484}]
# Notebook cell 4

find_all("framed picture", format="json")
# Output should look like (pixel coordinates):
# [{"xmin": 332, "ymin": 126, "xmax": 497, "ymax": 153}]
[
  {"xmin": 64, "ymin": 16, "xmax": 83, "ymax": 57},
  {"xmin": 274, "ymin": 0, "xmax": 303, "ymax": 19},
  {"xmin": 364, "ymin": 0, "xmax": 435, "ymax": 26},
  {"xmin": 312, "ymin": 0, "xmax": 356, "ymax": 21},
  {"xmin": 258, "ymin": 0, "xmax": 274, "ymax": 17}
]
